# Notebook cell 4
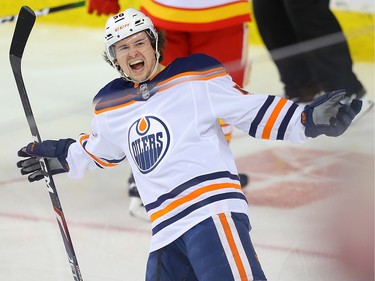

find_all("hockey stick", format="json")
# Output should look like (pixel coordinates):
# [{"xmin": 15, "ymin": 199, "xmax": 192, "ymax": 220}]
[
  {"xmin": 9, "ymin": 6, "xmax": 83, "ymax": 281},
  {"xmin": 1, "ymin": 1, "xmax": 85, "ymax": 24}
]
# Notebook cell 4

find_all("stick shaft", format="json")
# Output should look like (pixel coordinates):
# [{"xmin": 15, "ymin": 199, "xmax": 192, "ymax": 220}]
[{"xmin": 9, "ymin": 6, "xmax": 83, "ymax": 281}]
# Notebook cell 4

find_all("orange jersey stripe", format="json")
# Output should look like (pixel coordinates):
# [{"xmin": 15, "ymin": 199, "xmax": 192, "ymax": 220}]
[
  {"xmin": 155, "ymin": 67, "xmax": 228, "ymax": 93},
  {"xmin": 150, "ymin": 183, "xmax": 242, "ymax": 222},
  {"xmin": 219, "ymin": 213, "xmax": 248, "ymax": 281},
  {"xmin": 95, "ymin": 93, "xmax": 134, "ymax": 108},
  {"xmin": 95, "ymin": 67, "xmax": 227, "ymax": 115},
  {"xmin": 262, "ymin": 98, "xmax": 288, "ymax": 139},
  {"xmin": 158, "ymin": 67, "xmax": 226, "ymax": 86},
  {"xmin": 79, "ymin": 135, "xmax": 117, "ymax": 167},
  {"xmin": 95, "ymin": 99, "xmax": 136, "ymax": 115},
  {"xmin": 157, "ymin": 72, "xmax": 228, "ymax": 93}
]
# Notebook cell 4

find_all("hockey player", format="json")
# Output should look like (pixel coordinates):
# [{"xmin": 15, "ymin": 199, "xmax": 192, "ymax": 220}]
[
  {"xmin": 88, "ymin": 0, "xmax": 251, "ymax": 144},
  {"xmin": 87, "ymin": 0, "xmax": 253, "ymax": 218},
  {"xmin": 17, "ymin": 9, "xmax": 362, "ymax": 281}
]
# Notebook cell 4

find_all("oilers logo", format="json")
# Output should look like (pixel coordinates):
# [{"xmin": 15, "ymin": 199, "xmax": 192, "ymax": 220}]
[{"xmin": 128, "ymin": 116, "xmax": 171, "ymax": 174}]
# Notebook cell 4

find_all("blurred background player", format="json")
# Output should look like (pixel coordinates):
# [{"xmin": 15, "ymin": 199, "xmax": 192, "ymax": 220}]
[
  {"xmin": 252, "ymin": 0, "xmax": 367, "ymax": 103},
  {"xmin": 88, "ymin": 0, "xmax": 252, "ymax": 219}
]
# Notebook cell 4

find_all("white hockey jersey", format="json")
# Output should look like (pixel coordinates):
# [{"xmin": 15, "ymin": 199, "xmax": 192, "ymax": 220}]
[{"xmin": 66, "ymin": 54, "xmax": 307, "ymax": 252}]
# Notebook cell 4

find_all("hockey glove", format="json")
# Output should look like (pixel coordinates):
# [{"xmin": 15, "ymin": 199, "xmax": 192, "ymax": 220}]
[
  {"xmin": 17, "ymin": 139, "xmax": 76, "ymax": 182},
  {"xmin": 302, "ymin": 90, "xmax": 362, "ymax": 138},
  {"xmin": 88, "ymin": 0, "xmax": 120, "ymax": 16}
]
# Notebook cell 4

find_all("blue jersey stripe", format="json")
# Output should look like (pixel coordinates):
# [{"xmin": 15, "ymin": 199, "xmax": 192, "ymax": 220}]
[
  {"xmin": 144, "ymin": 171, "xmax": 241, "ymax": 212},
  {"xmin": 151, "ymin": 192, "xmax": 247, "ymax": 235},
  {"xmin": 277, "ymin": 102, "xmax": 299, "ymax": 140},
  {"xmin": 249, "ymin": 96, "xmax": 275, "ymax": 137}
]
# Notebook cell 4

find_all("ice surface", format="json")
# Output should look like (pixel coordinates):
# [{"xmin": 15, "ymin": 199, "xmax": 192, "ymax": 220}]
[{"xmin": 0, "ymin": 22, "xmax": 373, "ymax": 281}]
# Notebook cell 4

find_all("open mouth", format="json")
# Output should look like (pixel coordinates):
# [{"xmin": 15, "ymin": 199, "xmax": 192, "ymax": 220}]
[{"xmin": 129, "ymin": 59, "xmax": 145, "ymax": 72}]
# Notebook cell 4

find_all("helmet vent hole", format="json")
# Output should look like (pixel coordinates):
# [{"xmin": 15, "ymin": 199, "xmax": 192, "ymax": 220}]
[
  {"xmin": 134, "ymin": 19, "xmax": 143, "ymax": 26},
  {"xmin": 114, "ymin": 17, "xmax": 124, "ymax": 23}
]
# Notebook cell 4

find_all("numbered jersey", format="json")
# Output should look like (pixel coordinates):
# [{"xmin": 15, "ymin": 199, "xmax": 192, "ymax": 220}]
[{"xmin": 66, "ymin": 54, "xmax": 306, "ymax": 251}]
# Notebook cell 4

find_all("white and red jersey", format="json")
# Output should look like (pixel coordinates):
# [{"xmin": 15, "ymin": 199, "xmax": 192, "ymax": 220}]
[
  {"xmin": 140, "ymin": 0, "xmax": 251, "ymax": 32},
  {"xmin": 66, "ymin": 54, "xmax": 307, "ymax": 252}
]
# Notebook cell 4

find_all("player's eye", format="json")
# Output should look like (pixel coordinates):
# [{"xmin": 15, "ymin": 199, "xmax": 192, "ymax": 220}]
[{"xmin": 119, "ymin": 45, "xmax": 129, "ymax": 51}]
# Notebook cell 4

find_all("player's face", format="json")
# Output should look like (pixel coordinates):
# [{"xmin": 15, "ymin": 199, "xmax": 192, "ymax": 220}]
[{"xmin": 114, "ymin": 32, "xmax": 157, "ymax": 83}]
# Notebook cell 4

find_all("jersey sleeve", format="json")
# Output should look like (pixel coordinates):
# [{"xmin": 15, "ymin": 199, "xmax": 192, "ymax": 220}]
[
  {"xmin": 205, "ymin": 75, "xmax": 307, "ymax": 143},
  {"xmin": 66, "ymin": 115, "xmax": 126, "ymax": 179}
]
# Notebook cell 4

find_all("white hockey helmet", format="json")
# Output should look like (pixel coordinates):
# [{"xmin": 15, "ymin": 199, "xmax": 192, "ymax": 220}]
[{"xmin": 104, "ymin": 8, "xmax": 160, "ymax": 67}]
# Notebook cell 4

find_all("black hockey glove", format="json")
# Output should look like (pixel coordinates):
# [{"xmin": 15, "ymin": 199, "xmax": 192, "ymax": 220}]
[
  {"xmin": 17, "ymin": 138, "xmax": 76, "ymax": 182},
  {"xmin": 302, "ymin": 90, "xmax": 362, "ymax": 138}
]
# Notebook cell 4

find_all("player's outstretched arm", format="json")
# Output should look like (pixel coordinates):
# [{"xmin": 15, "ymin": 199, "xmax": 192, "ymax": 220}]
[
  {"xmin": 302, "ymin": 90, "xmax": 362, "ymax": 138},
  {"xmin": 17, "ymin": 139, "xmax": 75, "ymax": 182}
]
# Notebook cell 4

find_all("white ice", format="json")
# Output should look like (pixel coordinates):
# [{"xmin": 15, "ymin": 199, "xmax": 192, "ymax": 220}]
[{"xmin": 0, "ymin": 23, "xmax": 373, "ymax": 281}]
